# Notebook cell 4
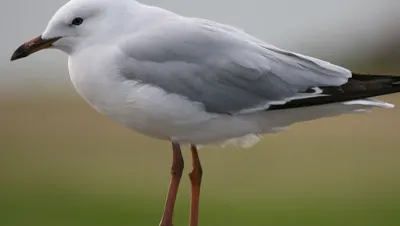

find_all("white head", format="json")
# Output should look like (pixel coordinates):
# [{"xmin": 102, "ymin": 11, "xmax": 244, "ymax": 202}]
[{"xmin": 11, "ymin": 0, "xmax": 141, "ymax": 61}]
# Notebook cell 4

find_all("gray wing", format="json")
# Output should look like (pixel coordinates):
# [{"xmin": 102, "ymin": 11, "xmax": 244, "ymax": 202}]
[{"xmin": 119, "ymin": 19, "xmax": 351, "ymax": 114}]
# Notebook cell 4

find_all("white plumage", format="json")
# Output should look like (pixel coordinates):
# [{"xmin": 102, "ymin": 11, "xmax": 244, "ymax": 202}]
[{"xmin": 19, "ymin": 0, "xmax": 398, "ymax": 146}]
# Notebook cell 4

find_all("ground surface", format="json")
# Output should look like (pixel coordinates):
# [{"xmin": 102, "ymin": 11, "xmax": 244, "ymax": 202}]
[{"xmin": 1, "ymin": 89, "xmax": 400, "ymax": 226}]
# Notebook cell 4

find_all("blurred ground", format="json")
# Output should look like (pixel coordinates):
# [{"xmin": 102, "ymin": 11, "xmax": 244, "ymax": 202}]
[{"xmin": 1, "ymin": 68, "xmax": 400, "ymax": 226}]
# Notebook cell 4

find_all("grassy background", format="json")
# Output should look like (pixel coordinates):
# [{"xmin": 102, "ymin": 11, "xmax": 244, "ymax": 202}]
[{"xmin": 1, "ymin": 84, "xmax": 400, "ymax": 226}]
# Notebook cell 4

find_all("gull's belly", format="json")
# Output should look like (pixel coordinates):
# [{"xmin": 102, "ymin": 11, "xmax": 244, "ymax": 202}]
[
  {"xmin": 72, "ymin": 77, "xmax": 211, "ymax": 139},
  {"xmin": 68, "ymin": 53, "xmax": 219, "ymax": 141},
  {"xmin": 67, "ymin": 49, "xmax": 282, "ymax": 145}
]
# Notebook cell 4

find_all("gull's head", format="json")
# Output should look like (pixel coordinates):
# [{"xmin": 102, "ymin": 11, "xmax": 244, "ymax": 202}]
[{"xmin": 11, "ymin": 0, "xmax": 138, "ymax": 61}]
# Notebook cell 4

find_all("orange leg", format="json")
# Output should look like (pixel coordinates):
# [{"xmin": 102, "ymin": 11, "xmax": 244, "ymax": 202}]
[
  {"xmin": 159, "ymin": 143, "xmax": 184, "ymax": 226},
  {"xmin": 189, "ymin": 145, "xmax": 203, "ymax": 226}
]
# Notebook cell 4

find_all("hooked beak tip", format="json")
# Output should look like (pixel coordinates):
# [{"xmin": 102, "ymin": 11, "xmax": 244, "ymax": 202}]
[
  {"xmin": 10, "ymin": 35, "xmax": 60, "ymax": 62},
  {"xmin": 10, "ymin": 44, "xmax": 28, "ymax": 61}
]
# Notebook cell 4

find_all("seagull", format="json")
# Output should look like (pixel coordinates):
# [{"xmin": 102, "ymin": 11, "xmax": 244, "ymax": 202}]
[{"xmin": 10, "ymin": 0, "xmax": 400, "ymax": 225}]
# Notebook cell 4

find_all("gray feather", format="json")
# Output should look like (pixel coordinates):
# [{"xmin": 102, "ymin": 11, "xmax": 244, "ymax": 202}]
[{"xmin": 118, "ymin": 18, "xmax": 351, "ymax": 114}]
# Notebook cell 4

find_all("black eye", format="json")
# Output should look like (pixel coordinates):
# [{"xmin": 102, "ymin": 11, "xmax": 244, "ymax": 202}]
[{"xmin": 71, "ymin": 17, "xmax": 83, "ymax": 26}]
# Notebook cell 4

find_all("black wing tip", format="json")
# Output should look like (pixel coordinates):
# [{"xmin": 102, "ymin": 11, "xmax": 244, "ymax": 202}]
[
  {"xmin": 351, "ymin": 72, "xmax": 400, "ymax": 83},
  {"xmin": 267, "ymin": 72, "xmax": 400, "ymax": 111}
]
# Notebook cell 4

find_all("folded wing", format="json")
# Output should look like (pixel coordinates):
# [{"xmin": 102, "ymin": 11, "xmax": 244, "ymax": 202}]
[{"xmin": 119, "ymin": 18, "xmax": 355, "ymax": 115}]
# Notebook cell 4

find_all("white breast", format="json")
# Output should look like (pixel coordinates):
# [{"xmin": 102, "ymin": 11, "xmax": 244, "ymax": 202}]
[{"xmin": 67, "ymin": 46, "xmax": 220, "ymax": 141}]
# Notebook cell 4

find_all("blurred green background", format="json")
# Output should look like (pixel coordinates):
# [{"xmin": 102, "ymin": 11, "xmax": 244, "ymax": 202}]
[{"xmin": 1, "ymin": 1, "xmax": 400, "ymax": 226}]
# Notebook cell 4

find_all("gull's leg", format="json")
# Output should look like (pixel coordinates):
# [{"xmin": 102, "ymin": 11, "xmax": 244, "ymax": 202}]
[
  {"xmin": 189, "ymin": 145, "xmax": 203, "ymax": 226},
  {"xmin": 159, "ymin": 142, "xmax": 184, "ymax": 226}
]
